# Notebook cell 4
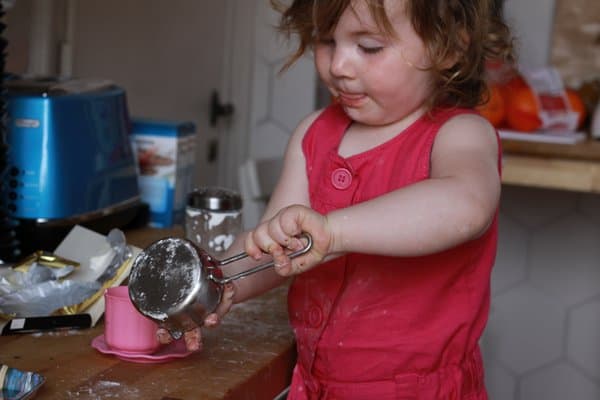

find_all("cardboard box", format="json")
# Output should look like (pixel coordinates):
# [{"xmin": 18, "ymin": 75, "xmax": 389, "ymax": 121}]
[{"xmin": 131, "ymin": 119, "xmax": 196, "ymax": 227}]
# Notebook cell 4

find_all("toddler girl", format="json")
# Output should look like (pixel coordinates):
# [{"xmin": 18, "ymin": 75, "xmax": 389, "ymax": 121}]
[{"xmin": 162, "ymin": 1, "xmax": 514, "ymax": 398}]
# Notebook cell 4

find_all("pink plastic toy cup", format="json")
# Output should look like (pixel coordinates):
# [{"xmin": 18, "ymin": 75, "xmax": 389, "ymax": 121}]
[{"xmin": 104, "ymin": 285, "xmax": 160, "ymax": 354}]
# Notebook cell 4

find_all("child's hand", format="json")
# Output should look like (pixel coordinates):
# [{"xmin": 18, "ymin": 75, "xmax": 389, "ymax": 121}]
[
  {"xmin": 246, "ymin": 205, "xmax": 332, "ymax": 276},
  {"xmin": 156, "ymin": 282, "xmax": 236, "ymax": 352},
  {"xmin": 157, "ymin": 326, "xmax": 203, "ymax": 351}
]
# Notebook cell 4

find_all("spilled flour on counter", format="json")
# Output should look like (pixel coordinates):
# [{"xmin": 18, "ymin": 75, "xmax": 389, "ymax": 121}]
[
  {"xmin": 211, "ymin": 285, "xmax": 294, "ymax": 356},
  {"xmin": 66, "ymin": 380, "xmax": 141, "ymax": 399},
  {"xmin": 31, "ymin": 329, "xmax": 88, "ymax": 337}
]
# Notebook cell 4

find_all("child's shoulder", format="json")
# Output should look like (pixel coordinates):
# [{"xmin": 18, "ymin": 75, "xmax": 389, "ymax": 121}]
[
  {"xmin": 437, "ymin": 110, "xmax": 495, "ymax": 137},
  {"xmin": 284, "ymin": 107, "xmax": 330, "ymax": 151},
  {"xmin": 433, "ymin": 110, "xmax": 499, "ymax": 155},
  {"xmin": 296, "ymin": 104, "xmax": 346, "ymax": 136}
]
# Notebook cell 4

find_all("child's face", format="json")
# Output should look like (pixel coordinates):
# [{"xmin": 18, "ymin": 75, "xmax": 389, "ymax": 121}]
[{"xmin": 314, "ymin": 0, "xmax": 434, "ymax": 126}]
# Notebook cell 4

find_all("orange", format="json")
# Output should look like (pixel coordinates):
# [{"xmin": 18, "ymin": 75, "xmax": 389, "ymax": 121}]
[
  {"xmin": 505, "ymin": 85, "xmax": 541, "ymax": 132},
  {"xmin": 477, "ymin": 84, "xmax": 506, "ymax": 128},
  {"xmin": 499, "ymin": 75, "xmax": 527, "ymax": 101}
]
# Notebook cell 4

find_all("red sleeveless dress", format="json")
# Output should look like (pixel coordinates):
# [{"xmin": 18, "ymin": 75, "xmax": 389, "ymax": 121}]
[{"xmin": 286, "ymin": 104, "xmax": 499, "ymax": 400}]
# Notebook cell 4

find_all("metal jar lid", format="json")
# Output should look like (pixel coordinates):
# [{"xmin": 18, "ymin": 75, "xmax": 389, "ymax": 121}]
[{"xmin": 187, "ymin": 187, "xmax": 242, "ymax": 212}]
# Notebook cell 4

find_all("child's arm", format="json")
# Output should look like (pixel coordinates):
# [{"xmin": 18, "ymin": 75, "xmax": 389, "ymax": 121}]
[
  {"xmin": 158, "ymin": 110, "xmax": 322, "ymax": 350},
  {"xmin": 246, "ymin": 114, "xmax": 501, "ymax": 276},
  {"xmin": 212, "ymin": 109, "xmax": 322, "ymax": 302},
  {"xmin": 330, "ymin": 113, "xmax": 500, "ymax": 255}
]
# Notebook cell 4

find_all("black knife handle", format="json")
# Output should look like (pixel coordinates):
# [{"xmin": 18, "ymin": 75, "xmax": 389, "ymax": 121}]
[{"xmin": 1, "ymin": 314, "xmax": 92, "ymax": 335}]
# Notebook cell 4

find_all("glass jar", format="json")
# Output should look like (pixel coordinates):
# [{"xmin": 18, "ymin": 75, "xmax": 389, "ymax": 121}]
[{"xmin": 184, "ymin": 187, "xmax": 242, "ymax": 256}]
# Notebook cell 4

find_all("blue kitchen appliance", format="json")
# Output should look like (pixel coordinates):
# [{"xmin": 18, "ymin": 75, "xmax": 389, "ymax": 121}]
[{"xmin": 3, "ymin": 76, "xmax": 144, "ymax": 256}]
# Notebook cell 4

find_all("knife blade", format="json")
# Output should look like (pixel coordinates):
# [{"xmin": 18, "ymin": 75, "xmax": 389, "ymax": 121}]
[{"xmin": 95, "ymin": 229, "xmax": 133, "ymax": 285}]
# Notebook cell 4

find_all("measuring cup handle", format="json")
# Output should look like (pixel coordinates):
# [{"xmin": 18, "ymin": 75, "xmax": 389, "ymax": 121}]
[{"xmin": 212, "ymin": 233, "xmax": 313, "ymax": 284}]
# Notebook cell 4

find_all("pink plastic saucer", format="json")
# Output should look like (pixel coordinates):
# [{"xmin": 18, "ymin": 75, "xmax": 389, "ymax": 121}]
[{"xmin": 91, "ymin": 334, "xmax": 193, "ymax": 364}]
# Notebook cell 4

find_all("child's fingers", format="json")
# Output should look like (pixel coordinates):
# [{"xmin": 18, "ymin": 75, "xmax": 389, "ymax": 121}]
[
  {"xmin": 208, "ymin": 283, "xmax": 235, "ymax": 324},
  {"xmin": 244, "ymin": 231, "xmax": 264, "ymax": 260},
  {"xmin": 267, "ymin": 217, "xmax": 296, "ymax": 250},
  {"xmin": 289, "ymin": 236, "xmax": 305, "ymax": 252},
  {"xmin": 272, "ymin": 252, "xmax": 291, "ymax": 272},
  {"xmin": 252, "ymin": 226, "xmax": 286, "ymax": 258},
  {"xmin": 156, "ymin": 327, "xmax": 174, "ymax": 344},
  {"xmin": 274, "ymin": 254, "xmax": 311, "ymax": 277},
  {"xmin": 273, "ymin": 261, "xmax": 293, "ymax": 276},
  {"xmin": 290, "ymin": 254, "xmax": 313, "ymax": 275},
  {"xmin": 183, "ymin": 327, "xmax": 202, "ymax": 352},
  {"xmin": 204, "ymin": 313, "xmax": 220, "ymax": 327}
]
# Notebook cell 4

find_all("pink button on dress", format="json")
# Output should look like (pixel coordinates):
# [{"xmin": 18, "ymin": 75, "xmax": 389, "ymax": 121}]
[{"xmin": 330, "ymin": 168, "xmax": 352, "ymax": 190}]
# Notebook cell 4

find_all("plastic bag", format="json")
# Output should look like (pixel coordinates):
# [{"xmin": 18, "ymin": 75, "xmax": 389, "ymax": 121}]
[{"xmin": 0, "ymin": 279, "xmax": 101, "ymax": 317}]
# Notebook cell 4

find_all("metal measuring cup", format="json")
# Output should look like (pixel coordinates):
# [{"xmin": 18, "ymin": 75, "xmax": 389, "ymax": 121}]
[{"xmin": 127, "ymin": 233, "xmax": 312, "ymax": 339}]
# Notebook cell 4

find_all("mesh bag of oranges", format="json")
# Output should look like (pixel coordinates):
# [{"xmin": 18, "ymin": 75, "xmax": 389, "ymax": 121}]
[{"xmin": 477, "ymin": 66, "xmax": 586, "ymax": 133}]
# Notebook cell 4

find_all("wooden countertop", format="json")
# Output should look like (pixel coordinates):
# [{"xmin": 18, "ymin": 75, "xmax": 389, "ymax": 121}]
[
  {"xmin": 501, "ymin": 138, "xmax": 600, "ymax": 193},
  {"xmin": 0, "ymin": 227, "xmax": 296, "ymax": 400}
]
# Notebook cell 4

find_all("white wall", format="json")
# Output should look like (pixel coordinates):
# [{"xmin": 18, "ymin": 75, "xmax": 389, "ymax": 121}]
[{"xmin": 504, "ymin": 0, "xmax": 557, "ymax": 68}]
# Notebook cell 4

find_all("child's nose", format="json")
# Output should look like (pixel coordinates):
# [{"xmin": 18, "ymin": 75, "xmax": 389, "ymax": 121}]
[{"xmin": 330, "ymin": 48, "xmax": 353, "ymax": 78}]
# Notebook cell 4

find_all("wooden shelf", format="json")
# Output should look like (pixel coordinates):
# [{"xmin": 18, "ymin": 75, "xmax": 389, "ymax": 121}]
[
  {"xmin": 501, "ymin": 139, "xmax": 600, "ymax": 193},
  {"xmin": 501, "ymin": 138, "xmax": 600, "ymax": 161}
]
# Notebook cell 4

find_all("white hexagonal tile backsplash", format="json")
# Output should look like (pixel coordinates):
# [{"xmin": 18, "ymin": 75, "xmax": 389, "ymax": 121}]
[
  {"xmin": 567, "ymin": 300, "xmax": 600, "ymax": 380},
  {"xmin": 520, "ymin": 363, "xmax": 600, "ymax": 399},
  {"xmin": 529, "ymin": 214, "xmax": 600, "ymax": 305},
  {"xmin": 487, "ymin": 283, "xmax": 566, "ymax": 374},
  {"xmin": 500, "ymin": 185, "xmax": 577, "ymax": 229},
  {"xmin": 485, "ymin": 186, "xmax": 600, "ymax": 400},
  {"xmin": 493, "ymin": 212, "xmax": 529, "ymax": 296}
]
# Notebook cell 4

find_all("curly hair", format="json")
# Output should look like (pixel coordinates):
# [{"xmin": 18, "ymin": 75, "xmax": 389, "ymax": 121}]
[{"xmin": 271, "ymin": 0, "xmax": 515, "ymax": 110}]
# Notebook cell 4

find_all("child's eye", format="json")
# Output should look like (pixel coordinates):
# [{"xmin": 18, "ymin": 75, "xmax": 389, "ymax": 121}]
[
  {"xmin": 359, "ymin": 45, "xmax": 383, "ymax": 54},
  {"xmin": 358, "ymin": 37, "xmax": 385, "ymax": 54}
]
